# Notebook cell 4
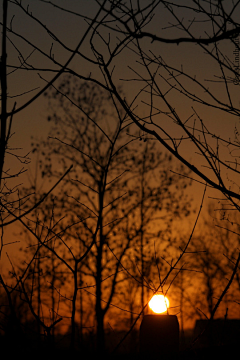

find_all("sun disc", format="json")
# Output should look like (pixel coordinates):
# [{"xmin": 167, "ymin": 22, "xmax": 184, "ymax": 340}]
[{"xmin": 148, "ymin": 294, "xmax": 169, "ymax": 314}]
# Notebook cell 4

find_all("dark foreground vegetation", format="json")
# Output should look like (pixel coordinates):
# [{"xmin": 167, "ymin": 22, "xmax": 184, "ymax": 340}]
[{"xmin": 1, "ymin": 324, "xmax": 239, "ymax": 360}]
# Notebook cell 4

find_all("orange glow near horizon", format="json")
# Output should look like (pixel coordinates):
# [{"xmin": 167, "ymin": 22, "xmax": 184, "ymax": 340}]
[{"xmin": 148, "ymin": 294, "xmax": 170, "ymax": 314}]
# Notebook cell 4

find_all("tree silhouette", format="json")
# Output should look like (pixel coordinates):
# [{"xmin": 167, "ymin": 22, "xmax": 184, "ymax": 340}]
[
  {"xmin": 79, "ymin": 1, "xmax": 240, "ymax": 332},
  {"xmin": 22, "ymin": 75, "xmax": 192, "ymax": 352},
  {"xmin": 188, "ymin": 203, "xmax": 240, "ymax": 321},
  {"xmin": 2, "ymin": 0, "xmax": 240, "ymax": 355},
  {"xmin": 115, "ymin": 140, "xmax": 192, "ymax": 319}
]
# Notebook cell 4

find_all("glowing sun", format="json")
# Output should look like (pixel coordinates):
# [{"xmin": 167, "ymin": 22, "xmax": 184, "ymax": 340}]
[{"xmin": 148, "ymin": 294, "xmax": 170, "ymax": 314}]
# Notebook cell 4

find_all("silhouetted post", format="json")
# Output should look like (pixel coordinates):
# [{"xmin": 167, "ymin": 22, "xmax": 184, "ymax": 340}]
[{"xmin": 139, "ymin": 315, "xmax": 179, "ymax": 357}]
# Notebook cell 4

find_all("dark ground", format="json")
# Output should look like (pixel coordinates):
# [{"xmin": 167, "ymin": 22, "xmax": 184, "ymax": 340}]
[
  {"xmin": 2, "ymin": 337, "xmax": 238, "ymax": 360},
  {"xmin": 1, "ymin": 325, "xmax": 239, "ymax": 359}
]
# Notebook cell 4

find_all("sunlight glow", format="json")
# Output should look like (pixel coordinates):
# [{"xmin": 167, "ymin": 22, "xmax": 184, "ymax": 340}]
[{"xmin": 148, "ymin": 294, "xmax": 170, "ymax": 314}]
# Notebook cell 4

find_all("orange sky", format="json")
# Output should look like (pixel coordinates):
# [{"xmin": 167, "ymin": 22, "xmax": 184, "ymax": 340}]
[{"xmin": 2, "ymin": 1, "xmax": 240, "ymax": 339}]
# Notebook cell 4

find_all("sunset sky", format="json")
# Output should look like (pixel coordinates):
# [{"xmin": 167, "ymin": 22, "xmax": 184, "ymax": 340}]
[
  {"xmin": 2, "ymin": 1, "xmax": 240, "ymax": 352},
  {"xmin": 7, "ymin": 0, "xmax": 239, "ymax": 190}
]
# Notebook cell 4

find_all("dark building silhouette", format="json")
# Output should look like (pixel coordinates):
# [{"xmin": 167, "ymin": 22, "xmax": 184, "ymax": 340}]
[
  {"xmin": 139, "ymin": 315, "xmax": 179, "ymax": 356},
  {"xmin": 193, "ymin": 319, "xmax": 240, "ymax": 348}
]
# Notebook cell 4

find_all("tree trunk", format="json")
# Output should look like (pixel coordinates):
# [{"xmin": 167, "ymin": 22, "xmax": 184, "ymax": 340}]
[{"xmin": 96, "ymin": 181, "xmax": 105, "ymax": 353}]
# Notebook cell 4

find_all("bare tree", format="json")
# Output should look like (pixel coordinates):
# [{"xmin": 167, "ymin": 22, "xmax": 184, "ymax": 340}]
[
  {"xmin": 0, "ymin": 0, "xmax": 109, "ymax": 353},
  {"xmin": 2, "ymin": 0, "xmax": 240, "ymax": 354},
  {"xmin": 187, "ymin": 203, "xmax": 240, "ymax": 321},
  {"xmin": 26, "ymin": 74, "xmax": 192, "ymax": 352},
  {"xmin": 23, "ymin": 75, "xmax": 139, "ymax": 353},
  {"xmin": 115, "ymin": 140, "xmax": 192, "ymax": 319},
  {"xmin": 80, "ymin": 0, "xmax": 240, "ymax": 329}
]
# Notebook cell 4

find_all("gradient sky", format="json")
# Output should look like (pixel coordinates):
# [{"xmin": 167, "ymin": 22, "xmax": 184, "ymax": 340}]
[
  {"xmin": 3, "ymin": 0, "xmax": 240, "ymax": 298},
  {"xmin": 2, "ymin": 3, "xmax": 240, "ymax": 341},
  {"xmin": 3, "ymin": 0, "xmax": 239, "ymax": 237}
]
